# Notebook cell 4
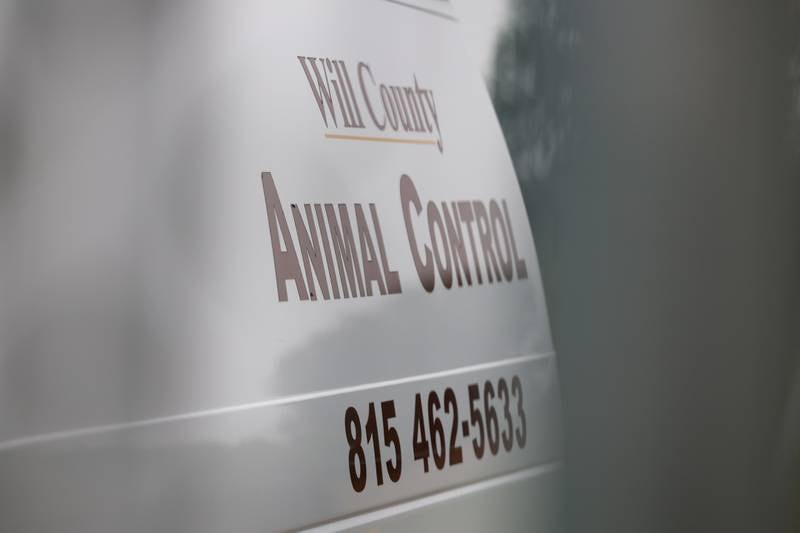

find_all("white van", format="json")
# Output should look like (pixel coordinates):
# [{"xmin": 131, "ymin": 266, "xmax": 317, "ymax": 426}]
[{"xmin": 0, "ymin": 1, "xmax": 562, "ymax": 530}]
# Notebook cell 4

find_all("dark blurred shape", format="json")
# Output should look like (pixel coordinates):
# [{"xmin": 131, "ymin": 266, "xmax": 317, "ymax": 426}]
[
  {"xmin": 491, "ymin": 1, "xmax": 800, "ymax": 532},
  {"xmin": 490, "ymin": 0, "xmax": 576, "ymax": 290}
]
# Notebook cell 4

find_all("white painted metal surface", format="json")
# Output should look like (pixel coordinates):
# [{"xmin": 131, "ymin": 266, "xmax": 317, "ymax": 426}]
[{"xmin": 0, "ymin": 1, "xmax": 562, "ymax": 530}]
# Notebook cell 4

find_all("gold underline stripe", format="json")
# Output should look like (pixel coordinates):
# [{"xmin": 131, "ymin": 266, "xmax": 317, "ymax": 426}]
[{"xmin": 324, "ymin": 133, "xmax": 438, "ymax": 145}]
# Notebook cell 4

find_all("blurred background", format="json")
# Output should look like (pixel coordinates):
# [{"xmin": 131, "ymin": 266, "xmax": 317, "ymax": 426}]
[{"xmin": 456, "ymin": 0, "xmax": 800, "ymax": 531}]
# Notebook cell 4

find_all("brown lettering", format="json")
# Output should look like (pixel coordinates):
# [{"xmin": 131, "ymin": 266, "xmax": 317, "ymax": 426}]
[
  {"xmin": 400, "ymin": 174, "xmax": 435, "ymax": 292},
  {"xmin": 292, "ymin": 204, "xmax": 331, "ymax": 300},
  {"xmin": 358, "ymin": 62, "xmax": 386, "ymax": 130},
  {"xmin": 457, "ymin": 201, "xmax": 483, "ymax": 284},
  {"xmin": 489, "ymin": 200, "xmax": 513, "ymax": 281},
  {"xmin": 298, "ymin": 56, "xmax": 338, "ymax": 128},
  {"xmin": 314, "ymin": 203, "xmax": 341, "ymax": 298},
  {"xmin": 428, "ymin": 201, "xmax": 453, "ymax": 289},
  {"xmin": 325, "ymin": 204, "xmax": 365, "ymax": 298},
  {"xmin": 370, "ymin": 203, "xmax": 402, "ymax": 294},
  {"xmin": 442, "ymin": 201, "xmax": 472, "ymax": 286},
  {"xmin": 473, "ymin": 201, "xmax": 502, "ymax": 283},
  {"xmin": 503, "ymin": 200, "xmax": 528, "ymax": 280},
  {"xmin": 355, "ymin": 204, "xmax": 386, "ymax": 296},
  {"xmin": 261, "ymin": 172, "xmax": 309, "ymax": 302}
]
